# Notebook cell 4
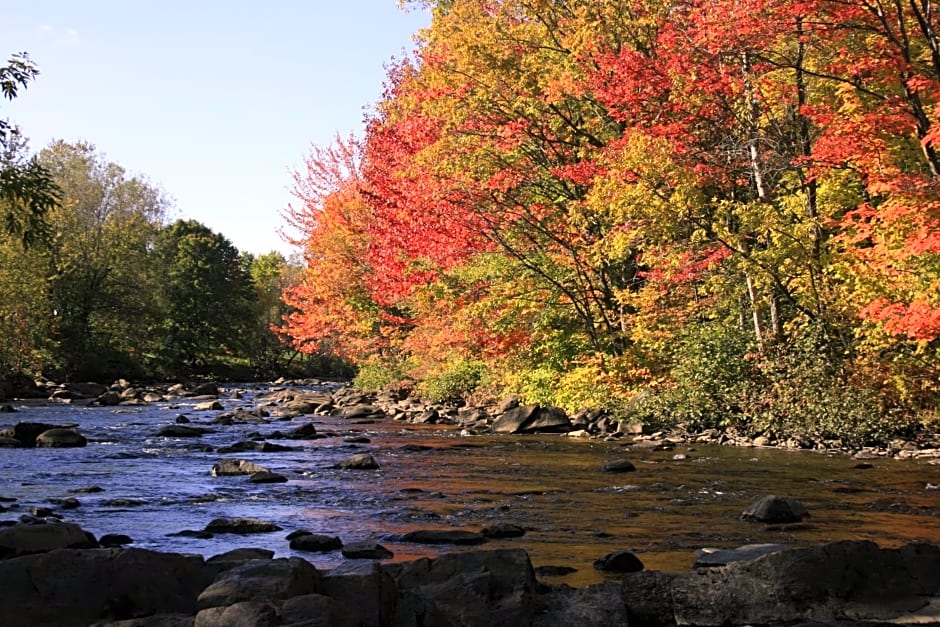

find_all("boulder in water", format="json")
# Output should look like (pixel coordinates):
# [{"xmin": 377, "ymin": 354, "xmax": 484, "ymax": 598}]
[
  {"xmin": 333, "ymin": 453, "xmax": 379, "ymax": 470},
  {"xmin": 593, "ymin": 550, "xmax": 644, "ymax": 573},
  {"xmin": 741, "ymin": 495, "xmax": 809, "ymax": 524},
  {"xmin": 289, "ymin": 533, "xmax": 343, "ymax": 552},
  {"xmin": 211, "ymin": 459, "xmax": 268, "ymax": 476},
  {"xmin": 35, "ymin": 428, "xmax": 86, "ymax": 448}
]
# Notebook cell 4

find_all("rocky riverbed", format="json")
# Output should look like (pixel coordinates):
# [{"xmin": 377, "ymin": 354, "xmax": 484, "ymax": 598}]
[{"xmin": 2, "ymin": 378, "xmax": 940, "ymax": 624}]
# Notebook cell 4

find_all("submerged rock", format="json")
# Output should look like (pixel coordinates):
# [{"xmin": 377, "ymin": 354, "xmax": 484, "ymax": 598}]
[
  {"xmin": 249, "ymin": 471, "xmax": 288, "ymax": 484},
  {"xmin": 333, "ymin": 453, "xmax": 380, "ymax": 470},
  {"xmin": 341, "ymin": 541, "xmax": 393, "ymax": 560},
  {"xmin": 400, "ymin": 529, "xmax": 487, "ymax": 545},
  {"xmin": 204, "ymin": 518, "xmax": 282, "ymax": 535},
  {"xmin": 601, "ymin": 459, "xmax": 636, "ymax": 473},
  {"xmin": 694, "ymin": 543, "xmax": 789, "ymax": 568},
  {"xmin": 156, "ymin": 424, "xmax": 213, "ymax": 438},
  {"xmin": 481, "ymin": 523, "xmax": 526, "ymax": 539}
]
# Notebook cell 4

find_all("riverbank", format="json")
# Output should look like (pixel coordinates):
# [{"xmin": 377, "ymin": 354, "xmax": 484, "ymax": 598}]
[{"xmin": 4, "ymin": 375, "xmax": 938, "ymax": 461}]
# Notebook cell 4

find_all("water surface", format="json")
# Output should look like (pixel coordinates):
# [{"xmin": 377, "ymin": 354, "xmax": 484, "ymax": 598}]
[{"xmin": 2, "ymin": 383, "xmax": 939, "ymax": 587}]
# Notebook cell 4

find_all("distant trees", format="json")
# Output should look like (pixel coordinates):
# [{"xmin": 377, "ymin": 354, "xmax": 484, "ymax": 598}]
[
  {"xmin": 152, "ymin": 219, "xmax": 256, "ymax": 371},
  {"xmin": 0, "ymin": 138, "xmax": 299, "ymax": 381}
]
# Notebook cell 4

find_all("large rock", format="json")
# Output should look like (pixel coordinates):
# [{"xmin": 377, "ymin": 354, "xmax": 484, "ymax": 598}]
[
  {"xmin": 186, "ymin": 382, "xmax": 220, "ymax": 397},
  {"xmin": 35, "ymin": 428, "xmax": 87, "ymax": 448},
  {"xmin": 210, "ymin": 459, "xmax": 268, "ymax": 476},
  {"xmin": 196, "ymin": 557, "xmax": 321, "ymax": 610},
  {"xmin": 0, "ymin": 522, "xmax": 97, "ymax": 558},
  {"xmin": 320, "ymin": 560, "xmax": 398, "ymax": 627},
  {"xmin": 194, "ymin": 600, "xmax": 278, "ymax": 627},
  {"xmin": 492, "ymin": 405, "xmax": 571, "ymax": 434},
  {"xmin": 741, "ymin": 495, "xmax": 809, "ymax": 523},
  {"xmin": 534, "ymin": 582, "xmax": 627, "ymax": 627},
  {"xmin": 0, "ymin": 548, "xmax": 213, "ymax": 626},
  {"xmin": 0, "ymin": 422, "xmax": 77, "ymax": 447},
  {"xmin": 671, "ymin": 540, "xmax": 940, "ymax": 626},
  {"xmin": 387, "ymin": 548, "xmax": 538, "ymax": 627},
  {"xmin": 204, "ymin": 518, "xmax": 281, "ymax": 534}
]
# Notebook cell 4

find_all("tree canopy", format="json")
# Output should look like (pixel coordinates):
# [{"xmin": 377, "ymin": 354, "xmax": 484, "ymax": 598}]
[{"xmin": 284, "ymin": 0, "xmax": 940, "ymax": 442}]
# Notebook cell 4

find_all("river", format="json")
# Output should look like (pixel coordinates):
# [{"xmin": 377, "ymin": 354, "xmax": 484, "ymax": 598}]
[{"xmin": 2, "ymin": 382, "xmax": 939, "ymax": 587}]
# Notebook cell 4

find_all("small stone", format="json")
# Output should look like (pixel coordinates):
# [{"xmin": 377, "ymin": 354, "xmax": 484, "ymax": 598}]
[
  {"xmin": 290, "ymin": 533, "xmax": 342, "ymax": 552},
  {"xmin": 535, "ymin": 565, "xmax": 578, "ymax": 577},
  {"xmin": 481, "ymin": 523, "xmax": 526, "ymax": 539},
  {"xmin": 601, "ymin": 459, "xmax": 636, "ymax": 473},
  {"xmin": 168, "ymin": 529, "xmax": 214, "ymax": 539},
  {"xmin": 333, "ymin": 453, "xmax": 380, "ymax": 470},
  {"xmin": 341, "ymin": 541, "xmax": 393, "ymax": 559}
]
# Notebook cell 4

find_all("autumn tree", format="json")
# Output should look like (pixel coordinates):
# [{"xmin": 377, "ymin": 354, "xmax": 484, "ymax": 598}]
[{"xmin": 283, "ymin": 0, "xmax": 939, "ymax": 437}]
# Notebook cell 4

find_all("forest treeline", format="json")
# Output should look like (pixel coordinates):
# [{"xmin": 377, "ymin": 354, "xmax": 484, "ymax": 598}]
[
  {"xmin": 283, "ymin": 0, "xmax": 940, "ymax": 445},
  {"xmin": 0, "ymin": 54, "xmax": 325, "ymax": 383}
]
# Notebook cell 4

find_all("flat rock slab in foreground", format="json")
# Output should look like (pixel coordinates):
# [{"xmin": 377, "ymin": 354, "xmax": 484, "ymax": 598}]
[{"xmin": 0, "ymin": 525, "xmax": 939, "ymax": 627}]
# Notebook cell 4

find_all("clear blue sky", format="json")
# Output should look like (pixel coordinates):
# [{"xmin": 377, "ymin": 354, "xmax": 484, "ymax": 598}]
[{"xmin": 1, "ymin": 1, "xmax": 430, "ymax": 256}]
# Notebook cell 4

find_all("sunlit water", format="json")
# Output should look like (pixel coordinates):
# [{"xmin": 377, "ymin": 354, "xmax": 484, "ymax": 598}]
[{"xmin": 2, "ymin": 383, "xmax": 939, "ymax": 587}]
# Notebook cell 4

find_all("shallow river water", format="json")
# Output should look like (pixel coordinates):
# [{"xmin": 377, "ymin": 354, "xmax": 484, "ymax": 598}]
[{"xmin": 2, "ymin": 382, "xmax": 940, "ymax": 587}]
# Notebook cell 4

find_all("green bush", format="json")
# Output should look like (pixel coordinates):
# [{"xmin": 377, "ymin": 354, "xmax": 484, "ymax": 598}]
[
  {"xmin": 418, "ymin": 359, "xmax": 488, "ymax": 403},
  {"xmin": 627, "ymin": 320, "xmax": 906, "ymax": 446},
  {"xmin": 353, "ymin": 357, "xmax": 407, "ymax": 392}
]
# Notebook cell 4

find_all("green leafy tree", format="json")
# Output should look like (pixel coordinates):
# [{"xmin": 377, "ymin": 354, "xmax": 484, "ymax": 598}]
[
  {"xmin": 153, "ymin": 219, "xmax": 256, "ymax": 371},
  {"xmin": 244, "ymin": 251, "xmax": 297, "ymax": 374},
  {"xmin": 1, "ymin": 52, "xmax": 58, "ymax": 247},
  {"xmin": 37, "ymin": 141, "xmax": 169, "ymax": 378}
]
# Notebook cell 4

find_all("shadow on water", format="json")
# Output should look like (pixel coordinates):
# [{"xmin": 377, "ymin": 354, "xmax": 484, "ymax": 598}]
[{"xmin": 2, "ymin": 385, "xmax": 939, "ymax": 587}]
